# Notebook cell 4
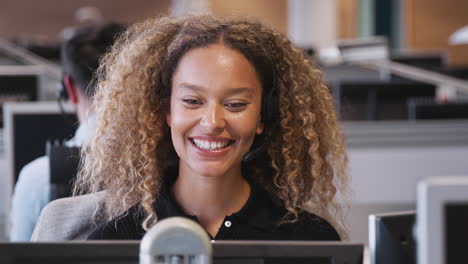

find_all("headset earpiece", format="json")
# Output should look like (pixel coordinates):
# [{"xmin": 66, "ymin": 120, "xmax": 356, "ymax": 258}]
[
  {"xmin": 58, "ymin": 79, "xmax": 69, "ymax": 101},
  {"xmin": 243, "ymin": 72, "xmax": 279, "ymax": 162}
]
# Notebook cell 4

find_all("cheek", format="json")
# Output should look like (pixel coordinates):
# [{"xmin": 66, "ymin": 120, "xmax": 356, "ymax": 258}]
[
  {"xmin": 169, "ymin": 101, "xmax": 186, "ymax": 123},
  {"xmin": 169, "ymin": 108, "xmax": 191, "ymax": 135},
  {"xmin": 168, "ymin": 108, "xmax": 190, "ymax": 158},
  {"xmin": 230, "ymin": 114, "xmax": 261, "ymax": 140}
]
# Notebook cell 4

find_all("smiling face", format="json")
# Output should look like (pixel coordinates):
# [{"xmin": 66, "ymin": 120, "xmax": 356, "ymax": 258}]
[{"xmin": 167, "ymin": 43, "xmax": 264, "ymax": 178}]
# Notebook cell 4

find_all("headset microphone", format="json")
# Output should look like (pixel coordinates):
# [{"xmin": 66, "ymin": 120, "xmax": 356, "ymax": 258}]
[{"xmin": 58, "ymin": 78, "xmax": 69, "ymax": 101}]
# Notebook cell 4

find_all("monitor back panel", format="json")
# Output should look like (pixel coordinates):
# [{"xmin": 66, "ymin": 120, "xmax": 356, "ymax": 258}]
[
  {"xmin": 369, "ymin": 211, "xmax": 416, "ymax": 264},
  {"xmin": 0, "ymin": 241, "xmax": 364, "ymax": 264}
]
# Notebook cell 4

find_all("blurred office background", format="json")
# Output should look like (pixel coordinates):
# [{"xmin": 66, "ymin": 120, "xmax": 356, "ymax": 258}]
[{"xmin": 1, "ymin": 0, "xmax": 468, "ymax": 243}]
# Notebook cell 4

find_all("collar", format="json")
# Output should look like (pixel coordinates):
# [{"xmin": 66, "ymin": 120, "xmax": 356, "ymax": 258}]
[
  {"xmin": 228, "ymin": 183, "xmax": 282, "ymax": 231},
  {"xmin": 153, "ymin": 175, "xmax": 283, "ymax": 232},
  {"xmin": 66, "ymin": 114, "xmax": 96, "ymax": 147},
  {"xmin": 153, "ymin": 181, "xmax": 199, "ymax": 223}
]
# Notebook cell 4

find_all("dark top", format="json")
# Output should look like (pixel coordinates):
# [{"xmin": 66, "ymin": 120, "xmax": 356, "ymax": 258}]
[{"xmin": 87, "ymin": 174, "xmax": 340, "ymax": 241}]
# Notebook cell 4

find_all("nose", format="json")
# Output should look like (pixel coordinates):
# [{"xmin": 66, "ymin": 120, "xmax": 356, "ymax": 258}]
[{"xmin": 200, "ymin": 103, "xmax": 226, "ymax": 132}]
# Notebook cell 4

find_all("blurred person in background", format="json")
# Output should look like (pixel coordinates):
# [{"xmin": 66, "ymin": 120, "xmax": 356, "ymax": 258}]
[{"xmin": 10, "ymin": 22, "xmax": 125, "ymax": 241}]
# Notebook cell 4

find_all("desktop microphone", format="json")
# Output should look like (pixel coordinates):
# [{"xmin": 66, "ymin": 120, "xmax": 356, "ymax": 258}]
[{"xmin": 140, "ymin": 217, "xmax": 212, "ymax": 264}]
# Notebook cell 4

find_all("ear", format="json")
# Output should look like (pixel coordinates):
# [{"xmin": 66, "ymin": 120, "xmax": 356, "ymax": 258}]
[
  {"xmin": 64, "ymin": 75, "xmax": 79, "ymax": 104},
  {"xmin": 165, "ymin": 111, "xmax": 172, "ymax": 127},
  {"xmin": 256, "ymin": 121, "xmax": 264, "ymax": 135}
]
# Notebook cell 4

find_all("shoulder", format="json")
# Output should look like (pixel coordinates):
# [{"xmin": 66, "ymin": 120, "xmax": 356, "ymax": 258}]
[
  {"xmin": 14, "ymin": 156, "xmax": 50, "ymax": 201},
  {"xmin": 16, "ymin": 156, "xmax": 49, "ymax": 185},
  {"xmin": 38, "ymin": 191, "xmax": 106, "ymax": 222},
  {"xmin": 21, "ymin": 155, "xmax": 49, "ymax": 170},
  {"xmin": 87, "ymin": 204, "xmax": 144, "ymax": 240},
  {"xmin": 276, "ymin": 211, "xmax": 341, "ymax": 241},
  {"xmin": 32, "ymin": 191, "xmax": 107, "ymax": 241},
  {"xmin": 12, "ymin": 156, "xmax": 50, "ymax": 215},
  {"xmin": 44, "ymin": 191, "xmax": 106, "ymax": 212}
]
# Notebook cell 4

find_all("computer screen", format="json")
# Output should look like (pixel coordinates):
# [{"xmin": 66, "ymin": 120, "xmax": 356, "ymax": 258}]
[
  {"xmin": 407, "ymin": 98, "xmax": 468, "ymax": 120},
  {"xmin": 417, "ymin": 176, "xmax": 468, "ymax": 264},
  {"xmin": 369, "ymin": 211, "xmax": 416, "ymax": 264},
  {"xmin": 3, "ymin": 102, "xmax": 77, "ymax": 185},
  {"xmin": 0, "ymin": 241, "xmax": 364, "ymax": 264},
  {"xmin": 444, "ymin": 203, "xmax": 468, "ymax": 264}
]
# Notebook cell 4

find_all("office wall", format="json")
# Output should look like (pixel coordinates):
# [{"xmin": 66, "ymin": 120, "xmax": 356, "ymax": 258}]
[
  {"xmin": 404, "ymin": 0, "xmax": 468, "ymax": 50},
  {"xmin": 0, "ymin": 0, "xmax": 287, "ymax": 42},
  {"xmin": 358, "ymin": 0, "xmax": 374, "ymax": 38},
  {"xmin": 212, "ymin": 0, "xmax": 362, "ymax": 48},
  {"xmin": 337, "ymin": 0, "xmax": 358, "ymax": 39},
  {"xmin": 288, "ymin": 0, "xmax": 338, "ymax": 49},
  {"xmin": 210, "ymin": 0, "xmax": 287, "ymax": 34},
  {"xmin": 0, "ymin": 0, "xmax": 364, "ymax": 48},
  {"xmin": 0, "ymin": 0, "xmax": 170, "ymax": 41}
]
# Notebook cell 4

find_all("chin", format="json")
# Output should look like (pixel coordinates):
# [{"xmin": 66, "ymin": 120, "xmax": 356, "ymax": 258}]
[{"xmin": 189, "ymin": 162, "xmax": 235, "ymax": 178}]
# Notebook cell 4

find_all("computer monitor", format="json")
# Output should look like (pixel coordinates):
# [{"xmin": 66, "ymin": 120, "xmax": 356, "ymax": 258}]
[
  {"xmin": 417, "ymin": 176, "xmax": 468, "ymax": 264},
  {"xmin": 407, "ymin": 98, "xmax": 468, "ymax": 120},
  {"xmin": 0, "ymin": 241, "xmax": 364, "ymax": 264},
  {"xmin": 2, "ymin": 102, "xmax": 77, "ymax": 240},
  {"xmin": 3, "ymin": 102, "xmax": 77, "ymax": 185},
  {"xmin": 369, "ymin": 211, "xmax": 416, "ymax": 264}
]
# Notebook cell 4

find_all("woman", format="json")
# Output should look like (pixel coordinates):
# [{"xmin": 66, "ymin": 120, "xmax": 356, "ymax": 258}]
[{"xmin": 76, "ymin": 15, "xmax": 349, "ymax": 240}]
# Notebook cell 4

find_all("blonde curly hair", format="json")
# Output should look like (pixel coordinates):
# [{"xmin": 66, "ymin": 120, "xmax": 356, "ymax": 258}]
[{"xmin": 74, "ymin": 15, "xmax": 349, "ymax": 239}]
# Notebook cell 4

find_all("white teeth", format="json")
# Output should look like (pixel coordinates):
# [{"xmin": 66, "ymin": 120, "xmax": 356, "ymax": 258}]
[{"xmin": 192, "ymin": 138, "xmax": 230, "ymax": 150}]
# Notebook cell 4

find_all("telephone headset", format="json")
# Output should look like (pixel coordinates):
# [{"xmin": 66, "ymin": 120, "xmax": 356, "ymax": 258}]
[
  {"xmin": 56, "ymin": 75, "xmax": 76, "ymax": 127},
  {"xmin": 58, "ymin": 77, "xmax": 69, "ymax": 100},
  {"xmin": 261, "ymin": 71, "xmax": 279, "ymax": 124},
  {"xmin": 243, "ymin": 67, "xmax": 279, "ymax": 162}
]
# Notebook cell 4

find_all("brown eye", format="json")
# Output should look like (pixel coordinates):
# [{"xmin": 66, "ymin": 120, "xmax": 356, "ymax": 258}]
[
  {"xmin": 182, "ymin": 98, "xmax": 202, "ymax": 108},
  {"xmin": 182, "ymin": 99, "xmax": 201, "ymax": 105},
  {"xmin": 225, "ymin": 102, "xmax": 248, "ymax": 112}
]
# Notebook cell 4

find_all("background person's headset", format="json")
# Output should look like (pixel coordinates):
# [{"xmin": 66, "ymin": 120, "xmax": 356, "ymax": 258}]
[
  {"xmin": 56, "ymin": 75, "xmax": 77, "ymax": 127},
  {"xmin": 58, "ymin": 77, "xmax": 69, "ymax": 101}
]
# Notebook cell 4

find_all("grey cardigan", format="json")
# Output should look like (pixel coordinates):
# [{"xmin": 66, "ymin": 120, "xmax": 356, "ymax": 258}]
[{"xmin": 31, "ymin": 191, "xmax": 107, "ymax": 241}]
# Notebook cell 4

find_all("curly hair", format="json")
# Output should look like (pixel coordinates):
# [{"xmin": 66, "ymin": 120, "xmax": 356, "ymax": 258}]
[{"xmin": 74, "ymin": 15, "xmax": 349, "ymax": 239}]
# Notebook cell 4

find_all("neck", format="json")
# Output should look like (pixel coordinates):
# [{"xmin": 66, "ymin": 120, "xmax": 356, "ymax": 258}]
[
  {"xmin": 172, "ymin": 164, "xmax": 251, "ymax": 236},
  {"xmin": 75, "ymin": 94, "xmax": 92, "ymax": 123}
]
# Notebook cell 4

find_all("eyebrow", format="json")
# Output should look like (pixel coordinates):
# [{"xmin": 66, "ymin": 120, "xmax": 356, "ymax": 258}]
[{"xmin": 178, "ymin": 83, "xmax": 256, "ymax": 96}]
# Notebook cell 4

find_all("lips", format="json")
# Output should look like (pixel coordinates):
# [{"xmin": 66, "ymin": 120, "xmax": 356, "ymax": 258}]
[{"xmin": 189, "ymin": 136, "xmax": 235, "ymax": 156}]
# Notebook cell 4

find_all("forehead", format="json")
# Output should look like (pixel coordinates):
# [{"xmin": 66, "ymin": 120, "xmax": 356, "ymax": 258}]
[{"xmin": 171, "ymin": 44, "xmax": 262, "ymax": 96}]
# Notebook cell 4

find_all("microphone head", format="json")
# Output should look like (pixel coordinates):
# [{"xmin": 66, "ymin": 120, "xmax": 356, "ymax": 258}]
[{"xmin": 140, "ymin": 217, "xmax": 212, "ymax": 264}]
